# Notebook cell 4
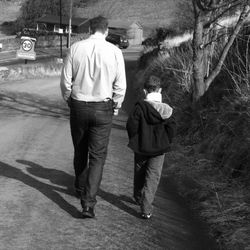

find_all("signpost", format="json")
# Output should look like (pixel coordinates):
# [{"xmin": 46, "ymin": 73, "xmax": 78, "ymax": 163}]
[
  {"xmin": 68, "ymin": 0, "xmax": 73, "ymax": 48},
  {"xmin": 16, "ymin": 36, "xmax": 36, "ymax": 62}
]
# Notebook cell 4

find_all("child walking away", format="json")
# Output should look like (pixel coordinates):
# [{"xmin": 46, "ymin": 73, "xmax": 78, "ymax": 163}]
[{"xmin": 126, "ymin": 75, "xmax": 176, "ymax": 219}]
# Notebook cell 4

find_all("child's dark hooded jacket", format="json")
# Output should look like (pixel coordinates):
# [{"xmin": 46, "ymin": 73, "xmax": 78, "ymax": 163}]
[{"xmin": 126, "ymin": 100, "xmax": 176, "ymax": 156}]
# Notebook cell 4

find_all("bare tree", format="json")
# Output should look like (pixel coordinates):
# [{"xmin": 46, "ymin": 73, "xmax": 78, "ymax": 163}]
[{"xmin": 192, "ymin": 0, "xmax": 250, "ymax": 101}]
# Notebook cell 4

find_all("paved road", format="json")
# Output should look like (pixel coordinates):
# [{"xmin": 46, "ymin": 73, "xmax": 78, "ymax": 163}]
[{"xmin": 0, "ymin": 60, "xmax": 217, "ymax": 249}]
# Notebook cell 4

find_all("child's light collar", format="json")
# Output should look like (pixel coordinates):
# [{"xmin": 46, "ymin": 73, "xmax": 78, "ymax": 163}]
[{"xmin": 145, "ymin": 92, "xmax": 162, "ymax": 102}]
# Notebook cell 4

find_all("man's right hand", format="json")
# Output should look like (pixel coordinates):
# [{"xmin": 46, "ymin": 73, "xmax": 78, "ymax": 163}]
[{"xmin": 113, "ymin": 108, "xmax": 119, "ymax": 116}]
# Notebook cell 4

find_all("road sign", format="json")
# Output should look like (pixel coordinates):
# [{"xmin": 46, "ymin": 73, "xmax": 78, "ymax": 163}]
[
  {"xmin": 16, "ymin": 36, "xmax": 36, "ymax": 60},
  {"xmin": 22, "ymin": 39, "xmax": 33, "ymax": 51}
]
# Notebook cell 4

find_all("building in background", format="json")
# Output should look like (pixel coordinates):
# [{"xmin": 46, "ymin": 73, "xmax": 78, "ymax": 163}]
[
  {"xmin": 108, "ymin": 20, "xmax": 143, "ymax": 46},
  {"xmin": 36, "ymin": 15, "xmax": 89, "ymax": 34}
]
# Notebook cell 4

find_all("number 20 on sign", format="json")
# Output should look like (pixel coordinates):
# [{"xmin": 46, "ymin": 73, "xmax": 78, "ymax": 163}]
[
  {"xmin": 16, "ymin": 36, "xmax": 36, "ymax": 61},
  {"xmin": 22, "ymin": 40, "xmax": 33, "ymax": 51}
]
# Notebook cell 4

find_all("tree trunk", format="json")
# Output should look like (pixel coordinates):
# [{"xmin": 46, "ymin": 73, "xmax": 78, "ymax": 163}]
[
  {"xmin": 192, "ymin": 10, "xmax": 206, "ymax": 101},
  {"xmin": 192, "ymin": 1, "xmax": 250, "ymax": 101}
]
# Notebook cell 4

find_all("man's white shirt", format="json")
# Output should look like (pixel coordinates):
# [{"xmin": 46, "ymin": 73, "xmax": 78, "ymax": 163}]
[{"xmin": 60, "ymin": 32, "xmax": 127, "ymax": 108}]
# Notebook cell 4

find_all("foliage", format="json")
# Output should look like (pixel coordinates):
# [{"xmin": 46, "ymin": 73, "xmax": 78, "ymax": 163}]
[
  {"xmin": 137, "ymin": 40, "xmax": 193, "ymax": 112},
  {"xmin": 165, "ymin": 146, "xmax": 250, "ymax": 250},
  {"xmin": 14, "ymin": 0, "xmax": 71, "ymax": 31},
  {"xmin": 142, "ymin": 27, "xmax": 180, "ymax": 47},
  {"xmin": 199, "ymin": 93, "xmax": 250, "ymax": 178},
  {"xmin": 137, "ymin": 20, "xmax": 250, "ymax": 249},
  {"xmin": 223, "ymin": 24, "xmax": 250, "ymax": 93},
  {"xmin": 137, "ymin": 18, "xmax": 250, "ymax": 181},
  {"xmin": 192, "ymin": 0, "xmax": 250, "ymax": 101},
  {"xmin": 164, "ymin": 71, "xmax": 250, "ymax": 250},
  {"xmin": 180, "ymin": 91, "xmax": 250, "ymax": 185},
  {"xmin": 181, "ymin": 26, "xmax": 250, "ymax": 182}
]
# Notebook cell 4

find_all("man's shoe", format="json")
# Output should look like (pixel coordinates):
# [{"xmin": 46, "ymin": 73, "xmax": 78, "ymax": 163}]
[
  {"xmin": 141, "ymin": 212, "xmax": 152, "ymax": 219},
  {"xmin": 81, "ymin": 206, "xmax": 95, "ymax": 218}
]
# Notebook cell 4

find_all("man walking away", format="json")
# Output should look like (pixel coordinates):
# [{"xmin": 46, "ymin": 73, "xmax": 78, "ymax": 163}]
[{"xmin": 60, "ymin": 16, "xmax": 126, "ymax": 218}]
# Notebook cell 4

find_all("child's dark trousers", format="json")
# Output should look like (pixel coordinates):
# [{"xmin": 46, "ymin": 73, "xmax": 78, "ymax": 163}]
[{"xmin": 133, "ymin": 153, "xmax": 165, "ymax": 214}]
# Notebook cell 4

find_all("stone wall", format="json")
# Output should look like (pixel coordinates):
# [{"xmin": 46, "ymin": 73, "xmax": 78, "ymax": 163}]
[{"xmin": 0, "ymin": 59, "xmax": 63, "ymax": 82}]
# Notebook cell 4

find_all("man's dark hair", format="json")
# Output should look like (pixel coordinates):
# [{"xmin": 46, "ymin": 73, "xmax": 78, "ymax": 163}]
[
  {"xmin": 144, "ymin": 75, "xmax": 161, "ymax": 93},
  {"xmin": 89, "ymin": 16, "xmax": 108, "ymax": 34}
]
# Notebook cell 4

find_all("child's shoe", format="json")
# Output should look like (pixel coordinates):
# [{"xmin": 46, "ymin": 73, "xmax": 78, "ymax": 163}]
[{"xmin": 141, "ymin": 212, "xmax": 152, "ymax": 219}]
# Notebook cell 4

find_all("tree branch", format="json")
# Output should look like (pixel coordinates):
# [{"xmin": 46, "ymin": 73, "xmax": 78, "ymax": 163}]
[
  {"xmin": 203, "ymin": 32, "xmax": 230, "ymax": 47},
  {"xmin": 204, "ymin": 4, "xmax": 250, "ymax": 89},
  {"xmin": 196, "ymin": 0, "xmax": 244, "ymax": 11},
  {"xmin": 204, "ymin": 2, "xmax": 242, "ymax": 28}
]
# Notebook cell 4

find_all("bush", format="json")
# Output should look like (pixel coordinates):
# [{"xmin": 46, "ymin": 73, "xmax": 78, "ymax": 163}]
[
  {"xmin": 199, "ymin": 91, "xmax": 250, "ymax": 182},
  {"xmin": 137, "ymin": 24, "xmax": 250, "ymax": 250},
  {"xmin": 137, "ymin": 26, "xmax": 250, "ymax": 184},
  {"xmin": 137, "ymin": 41, "xmax": 193, "ymax": 110},
  {"xmin": 15, "ymin": 0, "xmax": 70, "ymax": 31},
  {"xmin": 1, "ymin": 21, "xmax": 18, "ymax": 35}
]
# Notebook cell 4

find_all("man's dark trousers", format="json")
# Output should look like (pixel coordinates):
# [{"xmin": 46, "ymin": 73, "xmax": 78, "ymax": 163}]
[{"xmin": 70, "ymin": 98, "xmax": 113, "ymax": 209}]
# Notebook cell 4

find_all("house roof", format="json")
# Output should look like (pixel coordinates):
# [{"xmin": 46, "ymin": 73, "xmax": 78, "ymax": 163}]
[
  {"xmin": 37, "ymin": 15, "xmax": 89, "ymax": 27},
  {"xmin": 108, "ymin": 20, "xmax": 143, "ymax": 29}
]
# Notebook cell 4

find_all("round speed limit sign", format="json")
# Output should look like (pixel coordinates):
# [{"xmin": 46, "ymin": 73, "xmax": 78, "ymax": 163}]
[{"xmin": 22, "ymin": 39, "xmax": 33, "ymax": 52}]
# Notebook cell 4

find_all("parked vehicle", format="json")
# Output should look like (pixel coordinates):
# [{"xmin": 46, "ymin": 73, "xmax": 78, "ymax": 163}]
[{"xmin": 106, "ymin": 33, "xmax": 129, "ymax": 49}]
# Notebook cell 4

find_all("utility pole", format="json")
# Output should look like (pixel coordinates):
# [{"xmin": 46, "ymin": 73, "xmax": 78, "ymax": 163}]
[
  {"xmin": 68, "ymin": 0, "xmax": 73, "ymax": 48},
  {"xmin": 60, "ymin": 0, "xmax": 62, "ymax": 58}
]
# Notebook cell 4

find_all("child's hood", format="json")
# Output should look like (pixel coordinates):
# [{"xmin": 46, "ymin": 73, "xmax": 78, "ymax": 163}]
[
  {"xmin": 137, "ymin": 101, "xmax": 172, "ymax": 124},
  {"xmin": 146, "ymin": 100, "xmax": 173, "ymax": 120}
]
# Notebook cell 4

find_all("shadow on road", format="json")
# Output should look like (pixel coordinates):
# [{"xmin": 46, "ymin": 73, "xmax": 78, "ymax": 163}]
[
  {"xmin": 98, "ymin": 189, "xmax": 140, "ymax": 218},
  {"xmin": 0, "ymin": 160, "xmax": 80, "ymax": 218},
  {"xmin": 0, "ymin": 160, "xmax": 139, "ymax": 218},
  {"xmin": 0, "ymin": 92, "xmax": 69, "ymax": 119}
]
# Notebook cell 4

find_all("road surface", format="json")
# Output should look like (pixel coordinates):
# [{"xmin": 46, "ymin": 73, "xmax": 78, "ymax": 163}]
[{"xmin": 0, "ymin": 60, "xmax": 217, "ymax": 249}]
